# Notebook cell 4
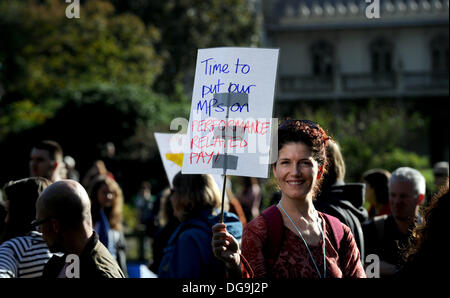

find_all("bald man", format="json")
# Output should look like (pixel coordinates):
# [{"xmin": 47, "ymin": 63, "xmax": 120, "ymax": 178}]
[{"xmin": 34, "ymin": 180, "xmax": 125, "ymax": 278}]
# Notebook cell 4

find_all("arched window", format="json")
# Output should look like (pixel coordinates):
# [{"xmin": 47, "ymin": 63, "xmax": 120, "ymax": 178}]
[
  {"xmin": 370, "ymin": 38, "xmax": 393, "ymax": 73},
  {"xmin": 310, "ymin": 40, "xmax": 334, "ymax": 76},
  {"xmin": 430, "ymin": 35, "xmax": 449, "ymax": 73}
]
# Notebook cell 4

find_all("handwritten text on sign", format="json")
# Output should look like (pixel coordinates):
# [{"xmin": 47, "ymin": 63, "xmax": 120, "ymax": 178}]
[{"xmin": 182, "ymin": 47, "xmax": 279, "ymax": 178}]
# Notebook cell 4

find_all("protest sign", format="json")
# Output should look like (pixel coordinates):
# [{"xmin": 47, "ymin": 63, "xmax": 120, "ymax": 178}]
[
  {"xmin": 182, "ymin": 47, "xmax": 279, "ymax": 178},
  {"xmin": 155, "ymin": 132, "xmax": 185, "ymax": 188},
  {"xmin": 154, "ymin": 132, "xmax": 226, "ymax": 192}
]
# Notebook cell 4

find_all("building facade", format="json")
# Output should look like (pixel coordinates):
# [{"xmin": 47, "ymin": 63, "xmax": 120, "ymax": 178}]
[
  {"xmin": 262, "ymin": 0, "xmax": 449, "ymax": 101},
  {"xmin": 261, "ymin": 0, "xmax": 449, "ymax": 162}
]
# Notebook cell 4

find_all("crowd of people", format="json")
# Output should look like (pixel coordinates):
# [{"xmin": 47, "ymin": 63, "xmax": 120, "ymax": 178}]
[{"xmin": 0, "ymin": 121, "xmax": 448, "ymax": 279}]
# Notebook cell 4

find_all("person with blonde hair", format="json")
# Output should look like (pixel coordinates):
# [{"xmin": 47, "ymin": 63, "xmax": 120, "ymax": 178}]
[
  {"xmin": 158, "ymin": 172, "xmax": 242, "ymax": 278},
  {"xmin": 88, "ymin": 175, "xmax": 127, "ymax": 276}
]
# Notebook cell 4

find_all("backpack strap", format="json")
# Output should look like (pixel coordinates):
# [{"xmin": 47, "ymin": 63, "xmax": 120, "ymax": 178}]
[
  {"xmin": 261, "ymin": 205, "xmax": 284, "ymax": 270},
  {"xmin": 322, "ymin": 213, "xmax": 344, "ymax": 253}
]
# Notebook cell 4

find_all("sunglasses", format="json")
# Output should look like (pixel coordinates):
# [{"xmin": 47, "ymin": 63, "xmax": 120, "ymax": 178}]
[{"xmin": 30, "ymin": 217, "xmax": 53, "ymax": 228}]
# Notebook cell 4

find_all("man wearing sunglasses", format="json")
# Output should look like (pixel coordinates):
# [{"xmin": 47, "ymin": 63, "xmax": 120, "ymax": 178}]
[{"xmin": 34, "ymin": 179, "xmax": 125, "ymax": 278}]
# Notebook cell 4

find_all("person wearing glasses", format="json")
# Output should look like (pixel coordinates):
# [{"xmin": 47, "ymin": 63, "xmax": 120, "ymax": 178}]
[
  {"xmin": 212, "ymin": 119, "xmax": 366, "ymax": 278},
  {"xmin": 363, "ymin": 167, "xmax": 427, "ymax": 277},
  {"xmin": 0, "ymin": 177, "xmax": 52, "ymax": 278},
  {"xmin": 35, "ymin": 180, "xmax": 125, "ymax": 278}
]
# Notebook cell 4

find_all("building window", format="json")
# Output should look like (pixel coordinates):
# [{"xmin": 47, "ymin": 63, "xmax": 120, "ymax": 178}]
[
  {"xmin": 311, "ymin": 41, "xmax": 334, "ymax": 76},
  {"xmin": 370, "ymin": 38, "xmax": 393, "ymax": 74},
  {"xmin": 431, "ymin": 35, "xmax": 449, "ymax": 73}
]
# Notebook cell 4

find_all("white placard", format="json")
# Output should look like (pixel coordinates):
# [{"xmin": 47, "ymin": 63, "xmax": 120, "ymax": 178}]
[
  {"xmin": 182, "ymin": 47, "xmax": 279, "ymax": 178},
  {"xmin": 155, "ymin": 132, "xmax": 185, "ymax": 188},
  {"xmin": 154, "ymin": 132, "xmax": 226, "ymax": 192}
]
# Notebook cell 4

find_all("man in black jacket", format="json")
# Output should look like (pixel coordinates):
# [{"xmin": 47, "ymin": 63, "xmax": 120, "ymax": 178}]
[
  {"xmin": 34, "ymin": 180, "xmax": 125, "ymax": 278},
  {"xmin": 363, "ymin": 167, "xmax": 426, "ymax": 278}
]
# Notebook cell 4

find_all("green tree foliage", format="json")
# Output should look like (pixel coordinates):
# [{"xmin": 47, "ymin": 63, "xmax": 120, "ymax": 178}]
[
  {"xmin": 0, "ymin": 0, "xmax": 163, "ymax": 139},
  {"xmin": 48, "ymin": 82, "xmax": 190, "ymax": 160},
  {"xmin": 110, "ymin": 0, "xmax": 261, "ymax": 95}
]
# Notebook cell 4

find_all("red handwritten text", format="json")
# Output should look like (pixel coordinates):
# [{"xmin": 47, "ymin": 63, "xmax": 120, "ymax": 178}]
[{"xmin": 191, "ymin": 119, "xmax": 270, "ymax": 136}]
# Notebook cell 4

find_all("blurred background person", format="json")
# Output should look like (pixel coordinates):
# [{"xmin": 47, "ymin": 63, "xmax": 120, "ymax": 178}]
[
  {"xmin": 101, "ymin": 141, "xmax": 123, "ymax": 185},
  {"xmin": 0, "ymin": 177, "xmax": 52, "ymax": 278},
  {"xmin": 237, "ymin": 177, "xmax": 262, "ymax": 223},
  {"xmin": 82, "ymin": 160, "xmax": 114, "ymax": 189},
  {"xmin": 147, "ymin": 187, "xmax": 179, "ymax": 274},
  {"xmin": 64, "ymin": 155, "xmax": 80, "ymax": 182},
  {"xmin": 427, "ymin": 161, "xmax": 449, "ymax": 207},
  {"xmin": 88, "ymin": 175, "xmax": 127, "ymax": 276},
  {"xmin": 29, "ymin": 140, "xmax": 64, "ymax": 182},
  {"xmin": 363, "ymin": 167, "xmax": 426, "ymax": 277},
  {"xmin": 158, "ymin": 172, "xmax": 242, "ymax": 278},
  {"xmin": 433, "ymin": 161, "xmax": 449, "ymax": 190},
  {"xmin": 132, "ymin": 181, "xmax": 158, "ymax": 238},
  {"xmin": 314, "ymin": 140, "xmax": 368, "ymax": 261},
  {"xmin": 362, "ymin": 168, "xmax": 392, "ymax": 218}
]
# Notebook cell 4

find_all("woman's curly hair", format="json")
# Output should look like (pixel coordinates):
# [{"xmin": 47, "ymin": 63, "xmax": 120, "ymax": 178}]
[{"xmin": 403, "ymin": 180, "xmax": 449, "ymax": 264}]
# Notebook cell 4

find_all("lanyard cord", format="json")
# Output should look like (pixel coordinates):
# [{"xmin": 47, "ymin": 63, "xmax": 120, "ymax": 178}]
[{"xmin": 278, "ymin": 202, "xmax": 326, "ymax": 278}]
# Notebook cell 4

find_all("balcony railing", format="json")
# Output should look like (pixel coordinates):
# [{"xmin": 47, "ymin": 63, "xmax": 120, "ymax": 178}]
[
  {"xmin": 280, "ymin": 75, "xmax": 334, "ymax": 92},
  {"xmin": 278, "ymin": 71, "xmax": 449, "ymax": 99},
  {"xmin": 403, "ymin": 72, "xmax": 449, "ymax": 89},
  {"xmin": 342, "ymin": 73, "xmax": 396, "ymax": 91}
]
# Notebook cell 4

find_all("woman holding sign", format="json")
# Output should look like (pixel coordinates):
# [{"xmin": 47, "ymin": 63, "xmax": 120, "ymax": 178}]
[{"xmin": 212, "ymin": 120, "xmax": 366, "ymax": 278}]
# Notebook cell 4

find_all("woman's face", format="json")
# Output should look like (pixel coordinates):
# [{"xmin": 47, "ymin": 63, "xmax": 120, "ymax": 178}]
[
  {"xmin": 273, "ymin": 142, "xmax": 320, "ymax": 201},
  {"xmin": 97, "ymin": 183, "xmax": 115, "ymax": 209}
]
